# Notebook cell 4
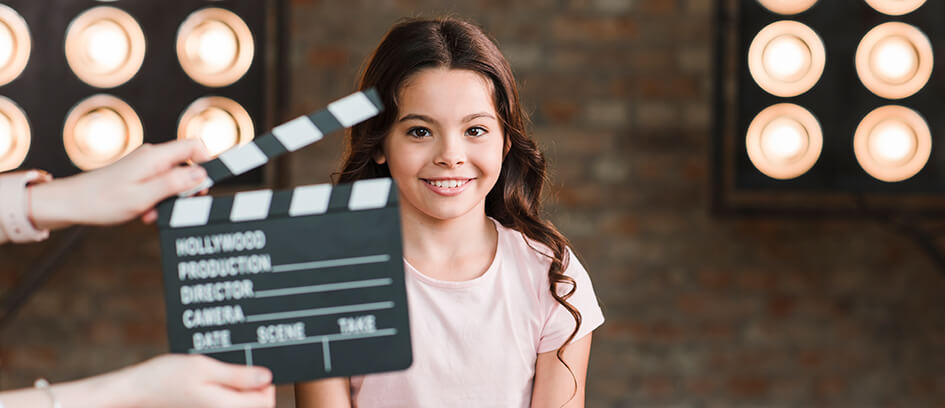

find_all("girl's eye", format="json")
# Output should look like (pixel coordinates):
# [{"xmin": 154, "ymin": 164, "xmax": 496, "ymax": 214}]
[
  {"xmin": 466, "ymin": 126, "xmax": 486, "ymax": 137},
  {"xmin": 407, "ymin": 127, "xmax": 431, "ymax": 138}
]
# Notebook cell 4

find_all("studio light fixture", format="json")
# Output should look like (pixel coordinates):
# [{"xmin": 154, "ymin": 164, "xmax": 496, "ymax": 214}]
[
  {"xmin": 855, "ymin": 22, "xmax": 932, "ymax": 100},
  {"xmin": 0, "ymin": 1, "xmax": 282, "ymax": 183},
  {"xmin": 714, "ymin": 0, "xmax": 945, "ymax": 215},
  {"xmin": 178, "ymin": 96, "xmax": 254, "ymax": 158},
  {"xmin": 63, "ymin": 94, "xmax": 142, "ymax": 170},
  {"xmin": 64, "ymin": 6, "xmax": 146, "ymax": 89},
  {"xmin": 745, "ymin": 103, "xmax": 822, "ymax": 180},
  {"xmin": 863, "ymin": 0, "xmax": 926, "ymax": 16},
  {"xmin": 756, "ymin": 0, "xmax": 819, "ymax": 16},
  {"xmin": 853, "ymin": 105, "xmax": 931, "ymax": 182},
  {"xmin": 0, "ymin": 4, "xmax": 30, "ymax": 87},
  {"xmin": 0, "ymin": 95, "xmax": 29, "ymax": 172},
  {"xmin": 176, "ymin": 7, "xmax": 254, "ymax": 88},
  {"xmin": 748, "ymin": 20, "xmax": 825, "ymax": 97}
]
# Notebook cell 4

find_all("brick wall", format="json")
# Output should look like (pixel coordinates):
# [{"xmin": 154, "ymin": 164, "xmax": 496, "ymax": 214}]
[{"xmin": 3, "ymin": 0, "xmax": 945, "ymax": 406}]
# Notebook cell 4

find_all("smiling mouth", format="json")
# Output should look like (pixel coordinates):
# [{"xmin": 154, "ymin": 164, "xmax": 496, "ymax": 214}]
[{"xmin": 421, "ymin": 178, "xmax": 473, "ymax": 188}]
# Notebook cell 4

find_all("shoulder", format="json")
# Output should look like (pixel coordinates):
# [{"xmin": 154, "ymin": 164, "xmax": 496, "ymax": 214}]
[
  {"xmin": 494, "ymin": 220, "xmax": 555, "ymax": 269},
  {"xmin": 493, "ymin": 219, "xmax": 591, "ymax": 294},
  {"xmin": 494, "ymin": 220, "xmax": 585, "ymax": 274}
]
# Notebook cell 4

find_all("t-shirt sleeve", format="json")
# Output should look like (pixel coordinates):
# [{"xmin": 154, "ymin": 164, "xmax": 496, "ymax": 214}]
[{"xmin": 537, "ymin": 248, "xmax": 605, "ymax": 353}]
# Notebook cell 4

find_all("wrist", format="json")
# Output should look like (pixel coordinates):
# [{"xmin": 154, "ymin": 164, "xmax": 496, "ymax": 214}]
[
  {"xmin": 29, "ymin": 176, "xmax": 81, "ymax": 230},
  {"xmin": 0, "ymin": 170, "xmax": 52, "ymax": 242},
  {"xmin": 54, "ymin": 367, "xmax": 140, "ymax": 408}
]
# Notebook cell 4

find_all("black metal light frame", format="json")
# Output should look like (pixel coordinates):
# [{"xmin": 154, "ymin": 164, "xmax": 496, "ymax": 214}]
[
  {"xmin": 0, "ymin": 0, "xmax": 290, "ymax": 332},
  {"xmin": 1, "ymin": 0, "xmax": 285, "ymax": 188},
  {"xmin": 712, "ymin": 0, "xmax": 945, "ymax": 218}
]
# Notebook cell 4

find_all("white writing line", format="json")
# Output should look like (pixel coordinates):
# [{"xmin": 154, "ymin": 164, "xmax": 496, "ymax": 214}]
[
  {"xmin": 245, "ymin": 301, "xmax": 394, "ymax": 323},
  {"xmin": 254, "ymin": 278, "xmax": 393, "ymax": 298},
  {"xmin": 245, "ymin": 345, "xmax": 253, "ymax": 366},
  {"xmin": 323, "ymin": 341, "xmax": 332, "ymax": 372},
  {"xmin": 188, "ymin": 328, "xmax": 398, "ymax": 354},
  {"xmin": 272, "ymin": 254, "xmax": 390, "ymax": 273}
]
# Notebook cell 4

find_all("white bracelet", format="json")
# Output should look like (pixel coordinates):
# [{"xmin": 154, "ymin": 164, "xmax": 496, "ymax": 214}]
[{"xmin": 33, "ymin": 378, "xmax": 62, "ymax": 408}]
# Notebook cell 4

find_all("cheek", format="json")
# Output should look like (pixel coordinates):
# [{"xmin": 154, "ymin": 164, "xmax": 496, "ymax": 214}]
[
  {"xmin": 385, "ymin": 144, "xmax": 425, "ymax": 178},
  {"xmin": 482, "ymin": 139, "xmax": 506, "ymax": 177}
]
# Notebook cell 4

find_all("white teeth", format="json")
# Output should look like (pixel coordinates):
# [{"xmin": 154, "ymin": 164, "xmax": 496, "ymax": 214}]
[{"xmin": 428, "ymin": 179, "xmax": 466, "ymax": 188}]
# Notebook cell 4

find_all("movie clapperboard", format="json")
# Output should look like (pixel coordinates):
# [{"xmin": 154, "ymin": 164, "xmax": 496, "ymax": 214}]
[{"xmin": 156, "ymin": 89, "xmax": 412, "ymax": 384}]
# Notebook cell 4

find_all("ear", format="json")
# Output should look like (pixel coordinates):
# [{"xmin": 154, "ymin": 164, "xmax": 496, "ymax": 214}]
[
  {"xmin": 373, "ymin": 149, "xmax": 387, "ymax": 165},
  {"xmin": 503, "ymin": 135, "xmax": 511, "ymax": 158}
]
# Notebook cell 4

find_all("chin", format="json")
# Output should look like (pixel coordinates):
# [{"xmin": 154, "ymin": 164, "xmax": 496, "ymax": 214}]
[{"xmin": 417, "ymin": 203, "xmax": 480, "ymax": 222}]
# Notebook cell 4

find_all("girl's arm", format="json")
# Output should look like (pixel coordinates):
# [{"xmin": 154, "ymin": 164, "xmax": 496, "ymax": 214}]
[
  {"xmin": 294, "ymin": 377, "xmax": 352, "ymax": 408},
  {"xmin": 531, "ymin": 333, "xmax": 593, "ymax": 408}
]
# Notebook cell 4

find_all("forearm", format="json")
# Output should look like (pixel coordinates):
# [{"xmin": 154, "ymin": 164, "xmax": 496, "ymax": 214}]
[{"xmin": 0, "ymin": 369, "xmax": 135, "ymax": 408}]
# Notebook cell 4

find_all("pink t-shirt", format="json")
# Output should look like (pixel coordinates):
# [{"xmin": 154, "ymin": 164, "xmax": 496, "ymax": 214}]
[{"xmin": 349, "ymin": 219, "xmax": 605, "ymax": 407}]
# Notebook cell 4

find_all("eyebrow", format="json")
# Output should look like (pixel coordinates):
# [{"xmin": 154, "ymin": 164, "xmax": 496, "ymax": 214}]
[{"xmin": 397, "ymin": 112, "xmax": 496, "ymax": 124}]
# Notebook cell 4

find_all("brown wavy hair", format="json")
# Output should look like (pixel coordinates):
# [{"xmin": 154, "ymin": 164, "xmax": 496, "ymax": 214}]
[{"xmin": 337, "ymin": 16, "xmax": 583, "ymax": 395}]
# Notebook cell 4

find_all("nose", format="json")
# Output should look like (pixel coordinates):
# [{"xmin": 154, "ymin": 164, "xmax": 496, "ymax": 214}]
[{"xmin": 434, "ymin": 133, "xmax": 465, "ymax": 168}]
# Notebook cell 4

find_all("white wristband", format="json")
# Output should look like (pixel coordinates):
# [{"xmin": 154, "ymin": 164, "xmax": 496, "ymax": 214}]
[
  {"xmin": 34, "ymin": 378, "xmax": 62, "ymax": 408},
  {"xmin": 0, "ymin": 170, "xmax": 52, "ymax": 242}
]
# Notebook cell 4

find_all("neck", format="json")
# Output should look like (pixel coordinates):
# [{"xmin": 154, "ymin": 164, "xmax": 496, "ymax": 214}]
[{"xmin": 399, "ymin": 199, "xmax": 494, "ymax": 265}]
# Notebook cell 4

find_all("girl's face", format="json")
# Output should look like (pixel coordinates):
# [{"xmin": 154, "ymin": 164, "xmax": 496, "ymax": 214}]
[{"xmin": 376, "ymin": 68, "xmax": 505, "ymax": 223}]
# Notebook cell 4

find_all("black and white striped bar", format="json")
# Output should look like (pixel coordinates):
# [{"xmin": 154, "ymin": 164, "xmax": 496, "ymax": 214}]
[
  {"xmin": 157, "ymin": 178, "xmax": 411, "ymax": 384},
  {"xmin": 183, "ymin": 88, "xmax": 382, "ymax": 196}
]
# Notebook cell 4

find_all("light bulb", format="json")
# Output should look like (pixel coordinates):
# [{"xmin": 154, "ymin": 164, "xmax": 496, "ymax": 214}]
[
  {"xmin": 177, "ymin": 8, "xmax": 254, "ymax": 87},
  {"xmin": 745, "ymin": 103, "xmax": 822, "ymax": 180},
  {"xmin": 77, "ymin": 109, "xmax": 127, "ymax": 160},
  {"xmin": 0, "ymin": 5, "xmax": 30, "ymax": 87},
  {"xmin": 863, "ymin": 0, "xmax": 926, "ymax": 16},
  {"xmin": 0, "ymin": 22, "xmax": 13, "ymax": 69},
  {"xmin": 761, "ymin": 117, "xmax": 807, "ymax": 161},
  {"xmin": 853, "ymin": 105, "xmax": 930, "ymax": 182},
  {"xmin": 0, "ymin": 112, "xmax": 12, "ymax": 158},
  {"xmin": 178, "ymin": 96, "xmax": 254, "ymax": 158},
  {"xmin": 757, "ymin": 0, "xmax": 819, "ymax": 15},
  {"xmin": 84, "ymin": 20, "xmax": 129, "ymax": 72},
  {"xmin": 748, "ymin": 21, "xmax": 825, "ymax": 97},
  {"xmin": 65, "ymin": 7, "xmax": 145, "ymax": 88},
  {"xmin": 763, "ymin": 35, "xmax": 811, "ymax": 82},
  {"xmin": 869, "ymin": 119, "xmax": 915, "ymax": 164},
  {"xmin": 190, "ymin": 107, "xmax": 239, "ymax": 156},
  {"xmin": 195, "ymin": 21, "xmax": 237, "ymax": 72},
  {"xmin": 870, "ymin": 36, "xmax": 917, "ymax": 84},
  {"xmin": 856, "ymin": 22, "xmax": 932, "ymax": 99}
]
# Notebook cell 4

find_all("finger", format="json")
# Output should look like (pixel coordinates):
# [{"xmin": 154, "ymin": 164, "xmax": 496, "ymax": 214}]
[
  {"xmin": 133, "ymin": 139, "xmax": 212, "ymax": 179},
  {"xmin": 140, "ymin": 209, "xmax": 158, "ymax": 224},
  {"xmin": 136, "ymin": 165, "xmax": 208, "ymax": 210},
  {"xmin": 203, "ymin": 359, "xmax": 273, "ymax": 390}
]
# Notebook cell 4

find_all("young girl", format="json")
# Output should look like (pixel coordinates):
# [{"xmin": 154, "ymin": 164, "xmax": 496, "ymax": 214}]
[{"xmin": 295, "ymin": 17, "xmax": 604, "ymax": 407}]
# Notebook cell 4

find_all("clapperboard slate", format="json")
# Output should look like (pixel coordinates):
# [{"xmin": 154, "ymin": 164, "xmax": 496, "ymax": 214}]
[{"xmin": 155, "ymin": 89, "xmax": 412, "ymax": 384}]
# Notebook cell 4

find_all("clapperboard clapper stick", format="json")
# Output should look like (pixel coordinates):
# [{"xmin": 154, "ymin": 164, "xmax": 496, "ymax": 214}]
[{"xmin": 155, "ymin": 89, "xmax": 412, "ymax": 384}]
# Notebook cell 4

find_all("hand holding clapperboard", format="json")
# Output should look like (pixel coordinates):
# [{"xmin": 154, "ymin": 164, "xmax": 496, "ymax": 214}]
[{"xmin": 155, "ymin": 89, "xmax": 412, "ymax": 384}]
